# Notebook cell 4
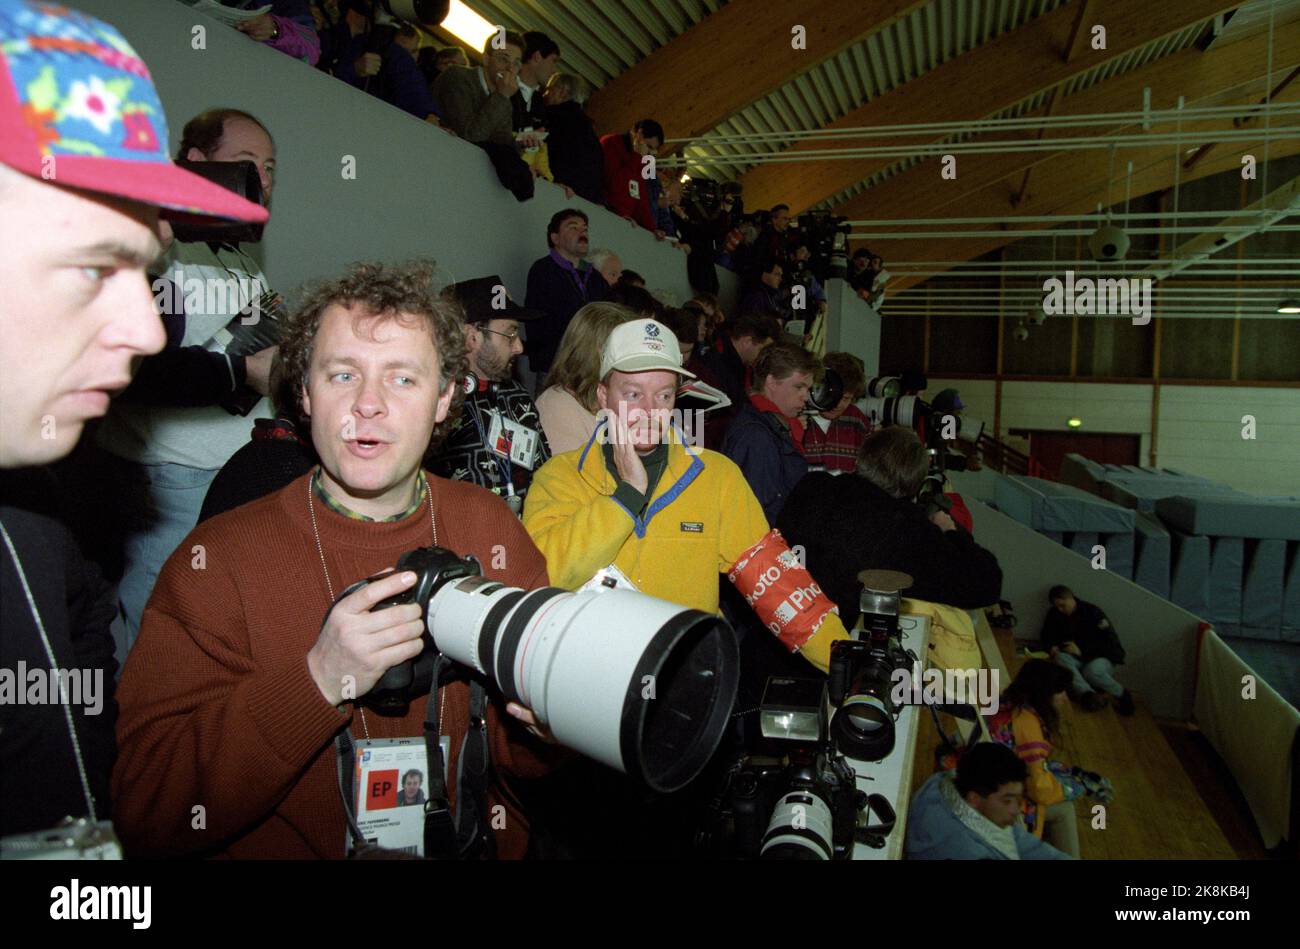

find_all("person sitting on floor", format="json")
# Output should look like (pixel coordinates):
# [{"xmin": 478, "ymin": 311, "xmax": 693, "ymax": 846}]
[
  {"xmin": 987, "ymin": 659, "xmax": 1116, "ymax": 859},
  {"xmin": 1040, "ymin": 585, "xmax": 1134, "ymax": 714}
]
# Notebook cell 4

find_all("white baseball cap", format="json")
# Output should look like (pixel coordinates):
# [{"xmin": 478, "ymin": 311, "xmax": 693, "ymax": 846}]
[{"xmin": 600, "ymin": 319, "xmax": 698, "ymax": 380}]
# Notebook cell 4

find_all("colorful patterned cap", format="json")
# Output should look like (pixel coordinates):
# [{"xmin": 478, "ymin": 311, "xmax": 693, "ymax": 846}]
[{"xmin": 0, "ymin": 0, "xmax": 267, "ymax": 223}]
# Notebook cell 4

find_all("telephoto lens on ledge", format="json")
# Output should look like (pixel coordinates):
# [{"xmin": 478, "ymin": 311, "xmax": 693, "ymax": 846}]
[
  {"xmin": 350, "ymin": 547, "xmax": 741, "ymax": 794},
  {"xmin": 168, "ymin": 160, "xmax": 265, "ymax": 245}
]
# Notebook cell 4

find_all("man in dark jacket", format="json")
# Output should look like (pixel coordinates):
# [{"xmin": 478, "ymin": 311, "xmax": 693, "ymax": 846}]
[
  {"xmin": 542, "ymin": 73, "xmax": 603, "ymax": 203},
  {"xmin": 1040, "ymin": 586, "xmax": 1133, "ymax": 714},
  {"xmin": 722, "ymin": 342, "xmax": 819, "ymax": 523},
  {"xmin": 0, "ymin": 0, "xmax": 267, "ymax": 842},
  {"xmin": 694, "ymin": 311, "xmax": 781, "ymax": 449},
  {"xmin": 319, "ymin": 0, "xmax": 437, "ymax": 121},
  {"xmin": 524, "ymin": 209, "xmax": 609, "ymax": 381},
  {"xmin": 778, "ymin": 426, "xmax": 1003, "ymax": 632},
  {"xmin": 425, "ymin": 276, "xmax": 551, "ymax": 512}
]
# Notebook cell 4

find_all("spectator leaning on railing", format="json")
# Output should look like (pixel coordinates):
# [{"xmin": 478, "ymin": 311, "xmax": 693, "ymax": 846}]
[
  {"xmin": 542, "ymin": 72, "xmax": 604, "ymax": 205},
  {"xmin": 318, "ymin": 0, "xmax": 437, "ymax": 122},
  {"xmin": 601, "ymin": 119, "xmax": 664, "ymax": 234}
]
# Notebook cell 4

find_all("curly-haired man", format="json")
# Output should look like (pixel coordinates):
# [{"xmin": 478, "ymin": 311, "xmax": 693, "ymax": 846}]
[{"xmin": 112, "ymin": 260, "xmax": 559, "ymax": 859}]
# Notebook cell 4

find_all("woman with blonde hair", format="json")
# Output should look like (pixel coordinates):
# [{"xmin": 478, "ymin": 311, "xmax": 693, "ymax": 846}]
[{"xmin": 535, "ymin": 301, "xmax": 638, "ymax": 453}]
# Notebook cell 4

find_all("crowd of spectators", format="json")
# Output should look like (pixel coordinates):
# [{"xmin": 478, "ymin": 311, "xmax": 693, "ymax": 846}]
[{"xmin": 1, "ymin": 0, "xmax": 1063, "ymax": 866}]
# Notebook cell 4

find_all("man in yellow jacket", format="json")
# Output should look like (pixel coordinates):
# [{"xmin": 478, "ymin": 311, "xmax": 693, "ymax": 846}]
[{"xmin": 523, "ymin": 318, "xmax": 848, "ymax": 671}]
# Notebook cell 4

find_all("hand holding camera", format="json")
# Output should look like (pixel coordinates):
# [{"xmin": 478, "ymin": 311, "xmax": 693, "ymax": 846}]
[{"xmin": 307, "ymin": 570, "xmax": 425, "ymax": 706}]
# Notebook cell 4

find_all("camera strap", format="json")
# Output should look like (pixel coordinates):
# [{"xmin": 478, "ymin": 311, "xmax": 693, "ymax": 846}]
[
  {"xmin": 423, "ymin": 656, "xmax": 496, "ymax": 860},
  {"xmin": 453, "ymin": 679, "xmax": 497, "ymax": 860}
]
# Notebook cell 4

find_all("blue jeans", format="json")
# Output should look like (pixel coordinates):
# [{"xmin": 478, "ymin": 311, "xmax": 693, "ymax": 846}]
[
  {"xmin": 112, "ymin": 460, "xmax": 217, "ymax": 668},
  {"xmin": 1054, "ymin": 652, "xmax": 1124, "ymax": 698}
]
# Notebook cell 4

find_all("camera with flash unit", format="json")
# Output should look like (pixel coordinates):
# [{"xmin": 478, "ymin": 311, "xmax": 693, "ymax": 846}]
[
  {"xmin": 700, "ymin": 676, "xmax": 894, "ymax": 859},
  {"xmin": 826, "ymin": 571, "xmax": 918, "ymax": 763}
]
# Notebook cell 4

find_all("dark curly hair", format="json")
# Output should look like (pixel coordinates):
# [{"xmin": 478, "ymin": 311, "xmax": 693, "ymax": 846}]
[{"xmin": 278, "ymin": 259, "xmax": 468, "ymax": 453}]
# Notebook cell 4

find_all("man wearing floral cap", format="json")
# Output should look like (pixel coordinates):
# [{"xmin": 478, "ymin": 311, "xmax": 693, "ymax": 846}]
[{"xmin": 0, "ymin": 0, "xmax": 267, "ymax": 843}]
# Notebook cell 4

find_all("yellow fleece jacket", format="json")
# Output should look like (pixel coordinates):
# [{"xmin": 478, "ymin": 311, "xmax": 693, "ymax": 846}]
[{"xmin": 523, "ymin": 423, "xmax": 850, "ymax": 670}]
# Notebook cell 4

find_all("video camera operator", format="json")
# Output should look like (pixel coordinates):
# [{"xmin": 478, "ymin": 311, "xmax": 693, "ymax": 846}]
[
  {"xmin": 97, "ymin": 107, "xmax": 283, "ymax": 664},
  {"xmin": 777, "ymin": 425, "xmax": 1002, "ymax": 631},
  {"xmin": 674, "ymin": 176, "xmax": 742, "ymax": 293}
]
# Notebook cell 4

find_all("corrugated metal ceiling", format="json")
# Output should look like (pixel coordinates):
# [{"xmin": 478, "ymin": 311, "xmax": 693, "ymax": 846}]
[
  {"xmin": 815, "ymin": 18, "xmax": 1214, "ymax": 210},
  {"xmin": 459, "ymin": 1, "xmax": 1237, "ymax": 212},
  {"xmin": 462, "ymin": 0, "xmax": 725, "ymax": 88}
]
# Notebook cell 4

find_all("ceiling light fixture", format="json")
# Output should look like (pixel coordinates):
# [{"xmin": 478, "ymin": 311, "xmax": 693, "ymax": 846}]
[{"xmin": 440, "ymin": 0, "xmax": 496, "ymax": 51}]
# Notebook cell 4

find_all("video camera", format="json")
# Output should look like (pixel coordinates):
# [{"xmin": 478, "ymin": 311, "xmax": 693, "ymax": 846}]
[
  {"xmin": 860, "ymin": 376, "xmax": 985, "ymax": 512},
  {"xmin": 335, "ymin": 547, "xmax": 740, "ymax": 793},
  {"xmin": 788, "ymin": 211, "xmax": 851, "ymax": 282},
  {"xmin": 169, "ymin": 160, "xmax": 265, "ymax": 245}
]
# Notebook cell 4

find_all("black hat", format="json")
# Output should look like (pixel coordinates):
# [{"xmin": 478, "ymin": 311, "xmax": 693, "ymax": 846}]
[{"xmin": 448, "ymin": 276, "xmax": 538, "ymax": 324}]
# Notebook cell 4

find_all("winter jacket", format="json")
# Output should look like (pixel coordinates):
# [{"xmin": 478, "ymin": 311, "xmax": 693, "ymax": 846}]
[
  {"xmin": 542, "ymin": 101, "xmax": 604, "ymax": 204},
  {"xmin": 600, "ymin": 132, "xmax": 655, "ymax": 231},
  {"xmin": 524, "ymin": 252, "xmax": 609, "ymax": 374},
  {"xmin": 721, "ymin": 400, "xmax": 808, "ymax": 524},
  {"xmin": 906, "ymin": 771, "xmax": 1071, "ymax": 860},
  {"xmin": 776, "ymin": 471, "xmax": 1003, "ymax": 630},
  {"xmin": 522, "ymin": 421, "xmax": 768, "ymax": 615}
]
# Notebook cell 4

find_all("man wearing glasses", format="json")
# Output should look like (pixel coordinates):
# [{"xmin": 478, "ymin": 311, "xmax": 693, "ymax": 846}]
[
  {"xmin": 433, "ymin": 30, "xmax": 526, "ymax": 146},
  {"xmin": 424, "ymin": 277, "xmax": 551, "ymax": 514}
]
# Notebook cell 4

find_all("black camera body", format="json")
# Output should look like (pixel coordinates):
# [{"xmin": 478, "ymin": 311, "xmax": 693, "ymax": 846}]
[
  {"xmin": 341, "ymin": 546, "xmax": 482, "ymax": 713},
  {"xmin": 729, "ymin": 747, "xmax": 862, "ymax": 860}
]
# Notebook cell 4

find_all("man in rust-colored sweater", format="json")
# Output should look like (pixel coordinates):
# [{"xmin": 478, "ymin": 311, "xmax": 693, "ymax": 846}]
[{"xmin": 112, "ymin": 261, "xmax": 558, "ymax": 858}]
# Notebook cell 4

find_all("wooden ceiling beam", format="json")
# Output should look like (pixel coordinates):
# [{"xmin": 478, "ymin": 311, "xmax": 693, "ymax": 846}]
[
  {"xmin": 584, "ymin": 0, "xmax": 926, "ymax": 145},
  {"xmin": 838, "ymin": 23, "xmax": 1300, "ymax": 225},
  {"xmin": 879, "ymin": 97, "xmax": 1300, "ymax": 293},
  {"xmin": 736, "ymin": 0, "xmax": 1240, "ymax": 213}
]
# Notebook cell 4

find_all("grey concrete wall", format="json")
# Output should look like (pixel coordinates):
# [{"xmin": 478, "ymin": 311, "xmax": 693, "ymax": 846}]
[
  {"xmin": 79, "ymin": 0, "xmax": 705, "ymax": 308},
  {"xmin": 824, "ymin": 278, "xmax": 881, "ymax": 374},
  {"xmin": 963, "ymin": 495, "xmax": 1203, "ymax": 719}
]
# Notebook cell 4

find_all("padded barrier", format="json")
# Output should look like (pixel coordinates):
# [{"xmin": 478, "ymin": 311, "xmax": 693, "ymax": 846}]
[
  {"xmin": 1169, "ymin": 529, "xmax": 1211, "ymax": 618},
  {"xmin": 1241, "ymin": 539, "xmax": 1286, "ymax": 638},
  {"xmin": 1284, "ymin": 542, "xmax": 1300, "ymax": 644},
  {"xmin": 1206, "ymin": 536, "xmax": 1244, "ymax": 632},
  {"xmin": 1157, "ymin": 495, "xmax": 1300, "ymax": 540},
  {"xmin": 1058, "ymin": 453, "xmax": 1106, "ymax": 495},
  {"xmin": 1006, "ymin": 477, "xmax": 1135, "ymax": 533},
  {"xmin": 1133, "ymin": 511, "xmax": 1172, "ymax": 599}
]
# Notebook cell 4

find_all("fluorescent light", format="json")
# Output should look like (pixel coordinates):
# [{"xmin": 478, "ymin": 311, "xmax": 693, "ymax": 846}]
[
  {"xmin": 441, "ymin": 0, "xmax": 496, "ymax": 52},
  {"xmin": 680, "ymin": 173, "xmax": 691, "ymax": 183},
  {"xmin": 1067, "ymin": 417, "xmax": 1083, "ymax": 429},
  {"xmin": 1278, "ymin": 298, "xmax": 1300, "ymax": 314}
]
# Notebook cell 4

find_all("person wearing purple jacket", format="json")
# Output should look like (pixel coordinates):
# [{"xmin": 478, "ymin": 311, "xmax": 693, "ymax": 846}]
[{"xmin": 524, "ymin": 209, "xmax": 610, "ymax": 381}]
